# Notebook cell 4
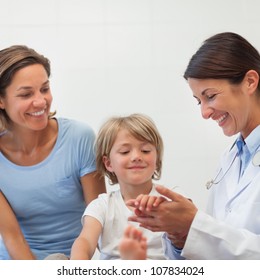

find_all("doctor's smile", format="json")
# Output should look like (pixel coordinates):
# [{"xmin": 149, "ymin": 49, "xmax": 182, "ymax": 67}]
[{"xmin": 215, "ymin": 113, "xmax": 228, "ymax": 125}]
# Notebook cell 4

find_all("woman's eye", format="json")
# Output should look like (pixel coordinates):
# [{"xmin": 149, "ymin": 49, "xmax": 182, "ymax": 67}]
[
  {"xmin": 207, "ymin": 94, "xmax": 216, "ymax": 100},
  {"xmin": 41, "ymin": 87, "xmax": 50, "ymax": 94},
  {"xmin": 19, "ymin": 93, "xmax": 32, "ymax": 98},
  {"xmin": 196, "ymin": 94, "xmax": 216, "ymax": 105},
  {"xmin": 194, "ymin": 97, "xmax": 201, "ymax": 105}
]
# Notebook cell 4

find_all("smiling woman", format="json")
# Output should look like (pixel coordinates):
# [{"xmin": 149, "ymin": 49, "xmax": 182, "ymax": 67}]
[{"xmin": 0, "ymin": 45, "xmax": 106, "ymax": 259}]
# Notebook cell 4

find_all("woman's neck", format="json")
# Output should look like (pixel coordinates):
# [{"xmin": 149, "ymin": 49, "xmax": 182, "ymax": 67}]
[{"xmin": 0, "ymin": 119, "xmax": 58, "ymax": 165}]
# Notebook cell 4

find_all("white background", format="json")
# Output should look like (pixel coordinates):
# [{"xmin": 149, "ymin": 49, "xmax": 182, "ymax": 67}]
[{"xmin": 1, "ymin": 0, "xmax": 259, "ymax": 210}]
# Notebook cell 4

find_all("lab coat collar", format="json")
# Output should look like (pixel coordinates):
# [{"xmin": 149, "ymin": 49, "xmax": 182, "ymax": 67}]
[{"xmin": 225, "ymin": 143, "xmax": 260, "ymax": 201}]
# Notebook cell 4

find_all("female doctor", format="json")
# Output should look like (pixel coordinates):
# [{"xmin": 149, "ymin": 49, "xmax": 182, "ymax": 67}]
[{"xmin": 129, "ymin": 32, "xmax": 260, "ymax": 259}]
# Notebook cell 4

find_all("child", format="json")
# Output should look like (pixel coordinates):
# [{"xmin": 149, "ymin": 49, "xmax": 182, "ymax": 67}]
[{"xmin": 70, "ymin": 113, "xmax": 167, "ymax": 260}]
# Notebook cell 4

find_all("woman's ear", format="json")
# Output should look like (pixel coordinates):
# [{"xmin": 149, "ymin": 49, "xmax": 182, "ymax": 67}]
[
  {"xmin": 102, "ymin": 156, "xmax": 113, "ymax": 172},
  {"xmin": 244, "ymin": 70, "xmax": 259, "ymax": 95},
  {"xmin": 0, "ymin": 98, "xmax": 5, "ymax": 109}
]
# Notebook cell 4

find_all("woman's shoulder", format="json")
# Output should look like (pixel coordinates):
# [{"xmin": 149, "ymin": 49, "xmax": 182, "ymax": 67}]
[
  {"xmin": 57, "ymin": 117, "xmax": 95, "ymax": 138},
  {"xmin": 57, "ymin": 117, "xmax": 93, "ymax": 129}
]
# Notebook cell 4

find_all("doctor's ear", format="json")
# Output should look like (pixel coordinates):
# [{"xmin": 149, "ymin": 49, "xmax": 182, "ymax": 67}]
[{"xmin": 243, "ymin": 70, "xmax": 259, "ymax": 94}]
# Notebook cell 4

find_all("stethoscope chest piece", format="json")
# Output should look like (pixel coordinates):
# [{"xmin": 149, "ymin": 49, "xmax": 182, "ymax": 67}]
[
  {"xmin": 206, "ymin": 180, "xmax": 213, "ymax": 190},
  {"xmin": 252, "ymin": 151, "xmax": 260, "ymax": 166}
]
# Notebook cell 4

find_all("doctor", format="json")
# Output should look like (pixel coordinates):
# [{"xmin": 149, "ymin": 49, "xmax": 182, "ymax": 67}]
[{"xmin": 129, "ymin": 32, "xmax": 260, "ymax": 259}]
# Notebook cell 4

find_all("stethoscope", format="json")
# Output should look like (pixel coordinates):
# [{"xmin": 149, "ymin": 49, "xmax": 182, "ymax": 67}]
[{"xmin": 206, "ymin": 149, "xmax": 260, "ymax": 190}]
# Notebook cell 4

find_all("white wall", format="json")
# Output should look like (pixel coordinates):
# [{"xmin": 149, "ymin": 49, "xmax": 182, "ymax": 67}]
[{"xmin": 1, "ymin": 0, "xmax": 259, "ymax": 210}]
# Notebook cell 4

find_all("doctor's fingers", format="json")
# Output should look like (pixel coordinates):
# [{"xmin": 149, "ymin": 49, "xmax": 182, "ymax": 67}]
[
  {"xmin": 129, "ymin": 200, "xmax": 193, "ymax": 227},
  {"xmin": 152, "ymin": 196, "xmax": 167, "ymax": 207},
  {"xmin": 151, "ymin": 196, "xmax": 198, "ymax": 219},
  {"xmin": 155, "ymin": 185, "xmax": 186, "ymax": 202},
  {"xmin": 128, "ymin": 214, "xmax": 155, "ymax": 226},
  {"xmin": 149, "ymin": 202, "xmax": 197, "ymax": 233},
  {"xmin": 128, "ymin": 212, "xmax": 178, "ymax": 233}
]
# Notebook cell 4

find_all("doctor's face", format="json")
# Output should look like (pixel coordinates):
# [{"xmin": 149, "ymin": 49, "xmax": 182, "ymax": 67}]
[{"xmin": 188, "ymin": 78, "xmax": 254, "ymax": 138}]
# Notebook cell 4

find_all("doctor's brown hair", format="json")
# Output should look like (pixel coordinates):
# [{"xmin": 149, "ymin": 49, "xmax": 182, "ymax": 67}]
[
  {"xmin": 95, "ymin": 113, "xmax": 164, "ymax": 185},
  {"xmin": 184, "ymin": 32, "xmax": 260, "ymax": 91}
]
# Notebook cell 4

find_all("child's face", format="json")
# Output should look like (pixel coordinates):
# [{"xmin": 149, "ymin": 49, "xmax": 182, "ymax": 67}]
[{"xmin": 103, "ymin": 128, "xmax": 157, "ymax": 186}]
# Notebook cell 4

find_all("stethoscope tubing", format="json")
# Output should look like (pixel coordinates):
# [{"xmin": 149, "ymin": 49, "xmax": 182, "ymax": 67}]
[{"xmin": 206, "ymin": 149, "xmax": 260, "ymax": 190}]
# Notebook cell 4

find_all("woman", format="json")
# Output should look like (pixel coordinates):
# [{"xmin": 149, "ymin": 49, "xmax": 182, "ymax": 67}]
[
  {"xmin": 0, "ymin": 45, "xmax": 106, "ymax": 259},
  {"xmin": 129, "ymin": 32, "xmax": 260, "ymax": 259}
]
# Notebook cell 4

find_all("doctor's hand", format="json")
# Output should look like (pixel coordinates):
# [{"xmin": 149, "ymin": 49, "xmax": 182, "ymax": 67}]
[{"xmin": 128, "ymin": 185, "xmax": 198, "ymax": 235}]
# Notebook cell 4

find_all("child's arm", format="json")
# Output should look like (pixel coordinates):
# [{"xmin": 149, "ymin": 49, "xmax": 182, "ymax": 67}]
[
  {"xmin": 70, "ymin": 215, "xmax": 102, "ymax": 260},
  {"xmin": 0, "ymin": 192, "xmax": 35, "ymax": 259}
]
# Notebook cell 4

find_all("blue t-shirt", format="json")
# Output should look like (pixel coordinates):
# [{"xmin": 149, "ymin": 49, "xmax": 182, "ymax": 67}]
[{"xmin": 0, "ymin": 118, "xmax": 96, "ymax": 259}]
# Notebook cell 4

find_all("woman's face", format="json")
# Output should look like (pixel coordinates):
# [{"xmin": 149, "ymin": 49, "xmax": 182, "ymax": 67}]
[
  {"xmin": 0, "ymin": 64, "xmax": 52, "ymax": 132},
  {"xmin": 188, "ymin": 77, "xmax": 254, "ymax": 138}
]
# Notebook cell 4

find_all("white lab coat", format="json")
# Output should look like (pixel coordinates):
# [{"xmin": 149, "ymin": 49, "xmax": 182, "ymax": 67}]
[{"xmin": 165, "ymin": 142, "xmax": 260, "ymax": 259}]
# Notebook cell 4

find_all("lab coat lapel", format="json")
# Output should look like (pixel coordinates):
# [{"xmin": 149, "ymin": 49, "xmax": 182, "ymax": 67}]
[
  {"xmin": 221, "ymin": 143, "xmax": 237, "ymax": 173},
  {"xmin": 223, "ymin": 152, "xmax": 240, "ymax": 198},
  {"xmin": 237, "ymin": 159, "xmax": 260, "ymax": 193}
]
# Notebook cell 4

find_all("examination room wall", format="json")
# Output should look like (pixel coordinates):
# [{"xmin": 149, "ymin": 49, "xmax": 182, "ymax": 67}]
[{"xmin": 1, "ymin": 0, "xmax": 259, "ymax": 211}]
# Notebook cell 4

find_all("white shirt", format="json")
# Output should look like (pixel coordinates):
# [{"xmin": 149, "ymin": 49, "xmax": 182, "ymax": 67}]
[{"xmin": 83, "ymin": 186, "xmax": 166, "ymax": 260}]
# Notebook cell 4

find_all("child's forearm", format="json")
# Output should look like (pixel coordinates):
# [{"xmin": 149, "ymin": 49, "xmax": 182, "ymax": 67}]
[{"xmin": 70, "ymin": 238, "xmax": 93, "ymax": 260}]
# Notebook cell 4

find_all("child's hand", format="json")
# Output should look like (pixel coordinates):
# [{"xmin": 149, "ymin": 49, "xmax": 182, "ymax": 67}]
[{"xmin": 126, "ymin": 194, "xmax": 167, "ymax": 212}]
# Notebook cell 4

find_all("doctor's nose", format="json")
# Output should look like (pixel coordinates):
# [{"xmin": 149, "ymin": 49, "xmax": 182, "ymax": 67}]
[{"xmin": 200, "ymin": 102, "xmax": 213, "ymax": 119}]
